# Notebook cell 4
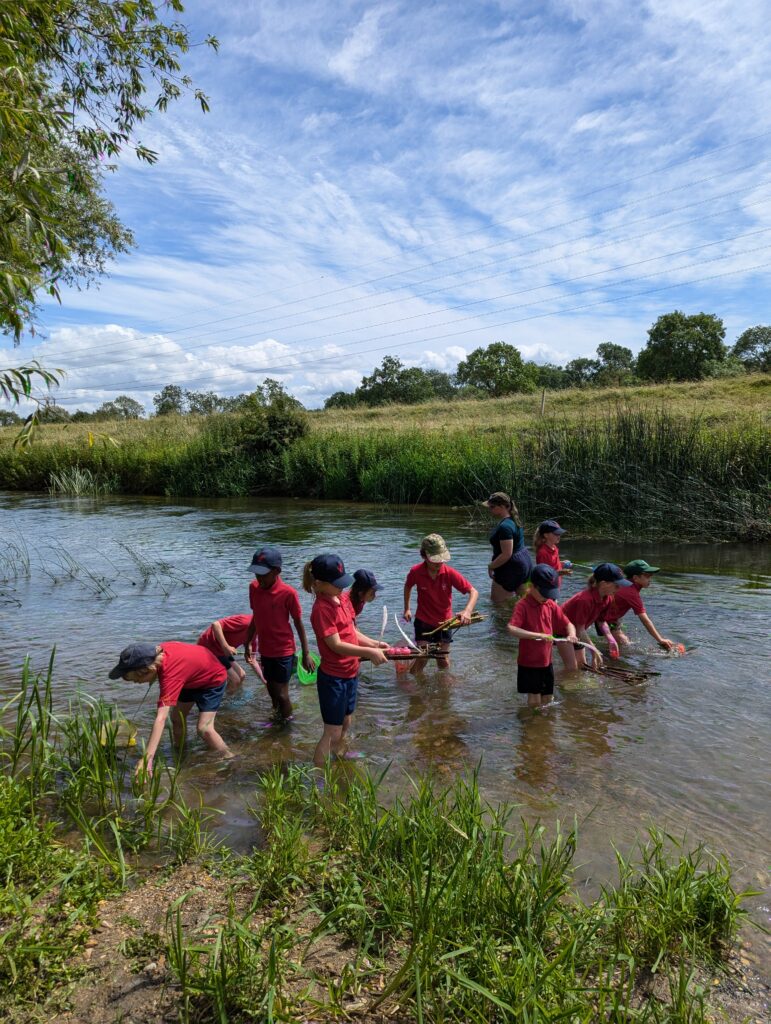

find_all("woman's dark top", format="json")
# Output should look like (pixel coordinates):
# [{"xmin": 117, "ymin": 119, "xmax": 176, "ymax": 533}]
[{"xmin": 489, "ymin": 516, "xmax": 533, "ymax": 592}]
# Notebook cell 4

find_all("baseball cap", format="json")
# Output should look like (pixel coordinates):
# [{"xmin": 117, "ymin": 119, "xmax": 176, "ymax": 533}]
[
  {"xmin": 311, "ymin": 553, "xmax": 353, "ymax": 588},
  {"xmin": 530, "ymin": 565, "xmax": 560, "ymax": 600},
  {"xmin": 421, "ymin": 533, "xmax": 451, "ymax": 562},
  {"xmin": 593, "ymin": 562, "xmax": 632, "ymax": 585},
  {"xmin": 539, "ymin": 519, "xmax": 566, "ymax": 535},
  {"xmin": 481, "ymin": 491, "xmax": 512, "ymax": 508},
  {"xmin": 624, "ymin": 559, "xmax": 660, "ymax": 577},
  {"xmin": 353, "ymin": 568, "xmax": 383, "ymax": 592},
  {"xmin": 108, "ymin": 643, "xmax": 158, "ymax": 679},
  {"xmin": 249, "ymin": 546, "xmax": 283, "ymax": 575}
]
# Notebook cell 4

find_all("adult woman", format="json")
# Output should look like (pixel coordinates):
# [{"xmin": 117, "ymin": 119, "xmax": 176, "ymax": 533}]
[{"xmin": 482, "ymin": 491, "xmax": 533, "ymax": 604}]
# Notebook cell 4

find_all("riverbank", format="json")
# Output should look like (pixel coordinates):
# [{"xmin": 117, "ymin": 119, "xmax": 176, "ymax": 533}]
[
  {"xmin": 1, "ymin": 375, "xmax": 769, "ymax": 540},
  {"xmin": 2, "ymin": 667, "xmax": 769, "ymax": 1024}
]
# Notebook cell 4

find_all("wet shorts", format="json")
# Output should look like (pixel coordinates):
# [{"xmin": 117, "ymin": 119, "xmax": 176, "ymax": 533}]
[
  {"xmin": 217, "ymin": 654, "xmax": 235, "ymax": 668},
  {"xmin": 494, "ymin": 548, "xmax": 533, "ymax": 593},
  {"xmin": 316, "ymin": 669, "xmax": 359, "ymax": 726},
  {"xmin": 414, "ymin": 618, "xmax": 453, "ymax": 645},
  {"xmin": 517, "ymin": 664, "xmax": 555, "ymax": 696},
  {"xmin": 177, "ymin": 682, "xmax": 226, "ymax": 712},
  {"xmin": 260, "ymin": 655, "xmax": 296, "ymax": 686}
]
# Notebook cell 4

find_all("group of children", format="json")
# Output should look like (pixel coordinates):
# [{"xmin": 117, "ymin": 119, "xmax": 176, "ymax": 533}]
[{"xmin": 108, "ymin": 495, "xmax": 675, "ymax": 772}]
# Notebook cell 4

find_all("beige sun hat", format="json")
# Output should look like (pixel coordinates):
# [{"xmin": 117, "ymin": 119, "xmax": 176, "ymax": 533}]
[{"xmin": 420, "ymin": 533, "xmax": 451, "ymax": 562}]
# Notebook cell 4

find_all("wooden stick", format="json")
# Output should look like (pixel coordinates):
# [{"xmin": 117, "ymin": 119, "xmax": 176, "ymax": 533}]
[{"xmin": 421, "ymin": 612, "xmax": 486, "ymax": 637}]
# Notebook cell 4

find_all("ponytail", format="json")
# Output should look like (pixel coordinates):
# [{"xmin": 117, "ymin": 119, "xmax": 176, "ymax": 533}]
[
  {"xmin": 510, "ymin": 500, "xmax": 522, "ymax": 529},
  {"xmin": 586, "ymin": 573, "xmax": 598, "ymax": 590},
  {"xmin": 301, "ymin": 560, "xmax": 315, "ymax": 594},
  {"xmin": 532, "ymin": 525, "xmax": 546, "ymax": 549}
]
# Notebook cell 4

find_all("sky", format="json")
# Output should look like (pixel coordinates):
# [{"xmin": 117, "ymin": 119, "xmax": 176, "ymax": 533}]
[{"xmin": 5, "ymin": 0, "xmax": 771, "ymax": 412}]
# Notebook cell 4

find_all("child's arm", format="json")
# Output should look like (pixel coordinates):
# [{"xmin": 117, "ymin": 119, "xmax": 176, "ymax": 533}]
[
  {"xmin": 457, "ymin": 584, "xmax": 479, "ymax": 624},
  {"xmin": 597, "ymin": 620, "xmax": 620, "ymax": 658},
  {"xmin": 244, "ymin": 614, "xmax": 258, "ymax": 664},
  {"xmin": 507, "ymin": 624, "xmax": 553, "ymax": 640},
  {"xmin": 578, "ymin": 626, "xmax": 604, "ymax": 669},
  {"xmin": 135, "ymin": 705, "xmax": 171, "ymax": 778},
  {"xmin": 638, "ymin": 612, "xmax": 675, "ymax": 650},
  {"xmin": 292, "ymin": 614, "xmax": 315, "ymax": 672},
  {"xmin": 323, "ymin": 631, "xmax": 388, "ymax": 665},
  {"xmin": 355, "ymin": 628, "xmax": 389, "ymax": 650},
  {"xmin": 403, "ymin": 581, "xmax": 414, "ymax": 621},
  {"xmin": 212, "ymin": 620, "xmax": 237, "ymax": 658}
]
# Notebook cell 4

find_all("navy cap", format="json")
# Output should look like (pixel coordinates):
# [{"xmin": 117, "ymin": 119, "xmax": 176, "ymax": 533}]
[
  {"xmin": 311, "ymin": 553, "xmax": 353, "ymax": 588},
  {"xmin": 593, "ymin": 562, "xmax": 632, "ymax": 585},
  {"xmin": 249, "ymin": 546, "xmax": 283, "ymax": 575},
  {"xmin": 108, "ymin": 642, "xmax": 158, "ymax": 679},
  {"xmin": 539, "ymin": 519, "xmax": 566, "ymax": 535},
  {"xmin": 353, "ymin": 568, "xmax": 383, "ymax": 592},
  {"xmin": 530, "ymin": 565, "xmax": 560, "ymax": 600}
]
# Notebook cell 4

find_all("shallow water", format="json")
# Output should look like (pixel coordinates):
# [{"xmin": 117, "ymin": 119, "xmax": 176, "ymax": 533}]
[{"xmin": 1, "ymin": 493, "xmax": 770, "ymax": 972}]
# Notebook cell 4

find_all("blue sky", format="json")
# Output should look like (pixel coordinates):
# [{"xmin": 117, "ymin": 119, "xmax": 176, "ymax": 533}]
[{"xmin": 6, "ymin": 0, "xmax": 771, "ymax": 411}]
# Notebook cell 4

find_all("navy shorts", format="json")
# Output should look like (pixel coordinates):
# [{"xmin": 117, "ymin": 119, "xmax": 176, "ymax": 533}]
[
  {"xmin": 316, "ymin": 669, "xmax": 359, "ymax": 726},
  {"xmin": 494, "ymin": 548, "xmax": 533, "ymax": 593},
  {"xmin": 217, "ymin": 654, "xmax": 236, "ymax": 668},
  {"xmin": 260, "ymin": 655, "xmax": 296, "ymax": 686},
  {"xmin": 517, "ymin": 665, "xmax": 554, "ymax": 696},
  {"xmin": 414, "ymin": 618, "xmax": 453, "ymax": 645},
  {"xmin": 177, "ymin": 682, "xmax": 226, "ymax": 712}
]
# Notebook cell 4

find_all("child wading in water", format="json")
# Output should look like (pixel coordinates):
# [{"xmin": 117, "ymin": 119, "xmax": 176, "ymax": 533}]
[
  {"xmin": 604, "ymin": 559, "xmax": 676, "ymax": 650},
  {"xmin": 534, "ymin": 520, "xmax": 573, "ymax": 582},
  {"xmin": 304, "ymin": 553, "xmax": 389, "ymax": 767},
  {"xmin": 245, "ymin": 546, "xmax": 313, "ymax": 722},
  {"xmin": 508, "ymin": 566, "xmax": 577, "ymax": 707},
  {"xmin": 197, "ymin": 613, "xmax": 265, "ymax": 693},
  {"xmin": 108, "ymin": 641, "xmax": 233, "ymax": 778},
  {"xmin": 561, "ymin": 563, "xmax": 630, "ymax": 671},
  {"xmin": 403, "ymin": 533, "xmax": 478, "ymax": 670},
  {"xmin": 349, "ymin": 569, "xmax": 383, "ymax": 618}
]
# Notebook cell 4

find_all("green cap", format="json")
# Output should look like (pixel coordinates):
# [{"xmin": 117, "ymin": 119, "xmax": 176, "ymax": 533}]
[
  {"xmin": 421, "ymin": 533, "xmax": 451, "ymax": 562},
  {"xmin": 624, "ymin": 559, "xmax": 660, "ymax": 578}
]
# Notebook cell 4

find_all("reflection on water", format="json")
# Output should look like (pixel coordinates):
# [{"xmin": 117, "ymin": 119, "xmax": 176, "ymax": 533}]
[{"xmin": 1, "ymin": 492, "xmax": 770, "ymax": 973}]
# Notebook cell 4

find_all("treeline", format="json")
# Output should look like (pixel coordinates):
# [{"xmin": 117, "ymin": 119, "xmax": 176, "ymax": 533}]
[{"xmin": 325, "ymin": 314, "xmax": 770, "ymax": 408}]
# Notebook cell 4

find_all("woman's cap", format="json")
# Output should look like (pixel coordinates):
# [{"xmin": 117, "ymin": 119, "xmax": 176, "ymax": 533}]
[
  {"xmin": 311, "ymin": 553, "xmax": 353, "ymax": 588},
  {"xmin": 420, "ymin": 533, "xmax": 451, "ymax": 562},
  {"xmin": 353, "ymin": 568, "xmax": 383, "ymax": 592},
  {"xmin": 624, "ymin": 559, "xmax": 660, "ymax": 577},
  {"xmin": 249, "ymin": 546, "xmax": 283, "ymax": 575},
  {"xmin": 539, "ymin": 519, "xmax": 565, "ymax": 535},
  {"xmin": 593, "ymin": 562, "xmax": 632, "ymax": 585},
  {"xmin": 481, "ymin": 491, "xmax": 512, "ymax": 508},
  {"xmin": 108, "ymin": 643, "xmax": 157, "ymax": 679},
  {"xmin": 530, "ymin": 565, "xmax": 560, "ymax": 600}
]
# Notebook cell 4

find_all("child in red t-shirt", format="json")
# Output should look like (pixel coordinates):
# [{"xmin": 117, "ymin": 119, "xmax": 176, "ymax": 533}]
[
  {"xmin": 533, "ymin": 520, "xmax": 573, "ymax": 582},
  {"xmin": 197, "ymin": 613, "xmax": 265, "ymax": 693},
  {"xmin": 303, "ymin": 553, "xmax": 389, "ymax": 767},
  {"xmin": 244, "ymin": 545, "xmax": 314, "ymax": 721},
  {"xmin": 108, "ymin": 641, "xmax": 232, "ymax": 778},
  {"xmin": 606, "ymin": 559, "xmax": 676, "ymax": 650},
  {"xmin": 508, "ymin": 566, "xmax": 576, "ymax": 707},
  {"xmin": 403, "ymin": 533, "xmax": 478, "ymax": 670},
  {"xmin": 348, "ymin": 569, "xmax": 383, "ymax": 618},
  {"xmin": 561, "ymin": 563, "xmax": 629, "ymax": 670}
]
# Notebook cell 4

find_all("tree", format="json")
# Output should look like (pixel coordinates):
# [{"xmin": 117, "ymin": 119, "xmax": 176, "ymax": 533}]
[
  {"xmin": 0, "ymin": 361, "xmax": 63, "ymax": 445},
  {"xmin": 356, "ymin": 356, "xmax": 408, "ymax": 405},
  {"xmin": 153, "ymin": 384, "xmax": 187, "ymax": 416},
  {"xmin": 324, "ymin": 390, "xmax": 360, "ymax": 410},
  {"xmin": 564, "ymin": 357, "xmax": 600, "ymax": 388},
  {"xmin": 732, "ymin": 325, "xmax": 771, "ymax": 373},
  {"xmin": 594, "ymin": 342, "xmax": 635, "ymax": 386},
  {"xmin": 0, "ymin": 409, "xmax": 22, "ymax": 427},
  {"xmin": 186, "ymin": 390, "xmax": 224, "ymax": 416},
  {"xmin": 454, "ymin": 342, "xmax": 537, "ymax": 396},
  {"xmin": 1, "ymin": 1, "xmax": 217, "ymax": 339},
  {"xmin": 529, "ymin": 363, "xmax": 570, "ymax": 390},
  {"xmin": 93, "ymin": 395, "xmax": 145, "ymax": 420},
  {"xmin": 636, "ymin": 311, "xmax": 727, "ymax": 381}
]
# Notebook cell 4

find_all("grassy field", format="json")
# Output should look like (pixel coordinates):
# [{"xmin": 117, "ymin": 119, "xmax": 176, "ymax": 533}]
[
  {"xmin": 0, "ymin": 376, "xmax": 769, "ymax": 540},
  {"xmin": 1, "ymin": 664, "xmax": 766, "ymax": 1023}
]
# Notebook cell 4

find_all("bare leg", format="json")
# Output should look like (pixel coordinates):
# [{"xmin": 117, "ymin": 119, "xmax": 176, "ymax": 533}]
[
  {"xmin": 226, "ymin": 663, "xmax": 246, "ymax": 694},
  {"xmin": 490, "ymin": 580, "xmax": 516, "ymax": 605},
  {"xmin": 266, "ymin": 681, "xmax": 293, "ymax": 719},
  {"xmin": 314, "ymin": 723, "xmax": 344, "ymax": 768},
  {"xmin": 171, "ymin": 703, "xmax": 192, "ymax": 748},
  {"xmin": 612, "ymin": 627, "xmax": 631, "ymax": 645},
  {"xmin": 196, "ymin": 711, "xmax": 233, "ymax": 758},
  {"xmin": 527, "ymin": 693, "xmax": 541, "ymax": 707},
  {"xmin": 436, "ymin": 641, "xmax": 451, "ymax": 670},
  {"xmin": 558, "ymin": 644, "xmax": 579, "ymax": 671}
]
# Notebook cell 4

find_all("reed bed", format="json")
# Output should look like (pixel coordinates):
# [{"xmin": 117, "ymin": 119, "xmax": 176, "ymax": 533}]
[{"xmin": 0, "ymin": 661, "xmax": 759, "ymax": 1020}]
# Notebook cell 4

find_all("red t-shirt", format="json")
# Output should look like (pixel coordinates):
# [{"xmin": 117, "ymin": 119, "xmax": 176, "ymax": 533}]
[
  {"xmin": 510, "ymin": 593, "xmax": 572, "ymax": 667},
  {"xmin": 536, "ymin": 543, "xmax": 562, "ymax": 573},
  {"xmin": 311, "ymin": 591, "xmax": 359, "ymax": 679},
  {"xmin": 607, "ymin": 582, "xmax": 645, "ymax": 621},
  {"xmin": 561, "ymin": 587, "xmax": 613, "ymax": 630},
  {"xmin": 405, "ymin": 562, "xmax": 472, "ymax": 626},
  {"xmin": 156, "ymin": 641, "xmax": 227, "ymax": 708},
  {"xmin": 350, "ymin": 591, "xmax": 365, "ymax": 617},
  {"xmin": 248, "ymin": 577, "xmax": 302, "ymax": 658},
  {"xmin": 197, "ymin": 614, "xmax": 257, "ymax": 656}
]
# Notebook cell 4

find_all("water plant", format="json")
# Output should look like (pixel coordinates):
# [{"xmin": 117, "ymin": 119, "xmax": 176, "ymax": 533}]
[{"xmin": 48, "ymin": 464, "xmax": 118, "ymax": 497}]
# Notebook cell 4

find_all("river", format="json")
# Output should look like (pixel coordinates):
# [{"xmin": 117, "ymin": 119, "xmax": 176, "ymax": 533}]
[{"xmin": 1, "ymin": 492, "xmax": 769, "ymax": 973}]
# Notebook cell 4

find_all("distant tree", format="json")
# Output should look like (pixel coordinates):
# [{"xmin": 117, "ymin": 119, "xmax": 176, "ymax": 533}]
[
  {"xmin": 153, "ymin": 385, "xmax": 187, "ymax": 416},
  {"xmin": 256, "ymin": 378, "xmax": 304, "ymax": 410},
  {"xmin": 564, "ymin": 357, "xmax": 601, "ymax": 388},
  {"xmin": 93, "ymin": 395, "xmax": 145, "ymax": 420},
  {"xmin": 356, "ymin": 356, "xmax": 408, "ymax": 405},
  {"xmin": 732, "ymin": 325, "xmax": 771, "ymax": 373},
  {"xmin": 0, "ymin": 409, "xmax": 22, "ymax": 427},
  {"xmin": 324, "ymin": 390, "xmax": 360, "ymax": 410},
  {"xmin": 637, "ymin": 311, "xmax": 726, "ymax": 381},
  {"xmin": 455, "ymin": 342, "xmax": 537, "ymax": 397},
  {"xmin": 37, "ymin": 400, "xmax": 71, "ymax": 423},
  {"xmin": 70, "ymin": 409, "xmax": 96, "ymax": 422},
  {"xmin": 219, "ymin": 393, "xmax": 251, "ymax": 413},
  {"xmin": 186, "ymin": 390, "xmax": 223, "ymax": 416},
  {"xmin": 421, "ymin": 369, "xmax": 456, "ymax": 400},
  {"xmin": 594, "ymin": 342, "xmax": 636, "ymax": 386},
  {"xmin": 529, "ymin": 362, "xmax": 570, "ymax": 390}
]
